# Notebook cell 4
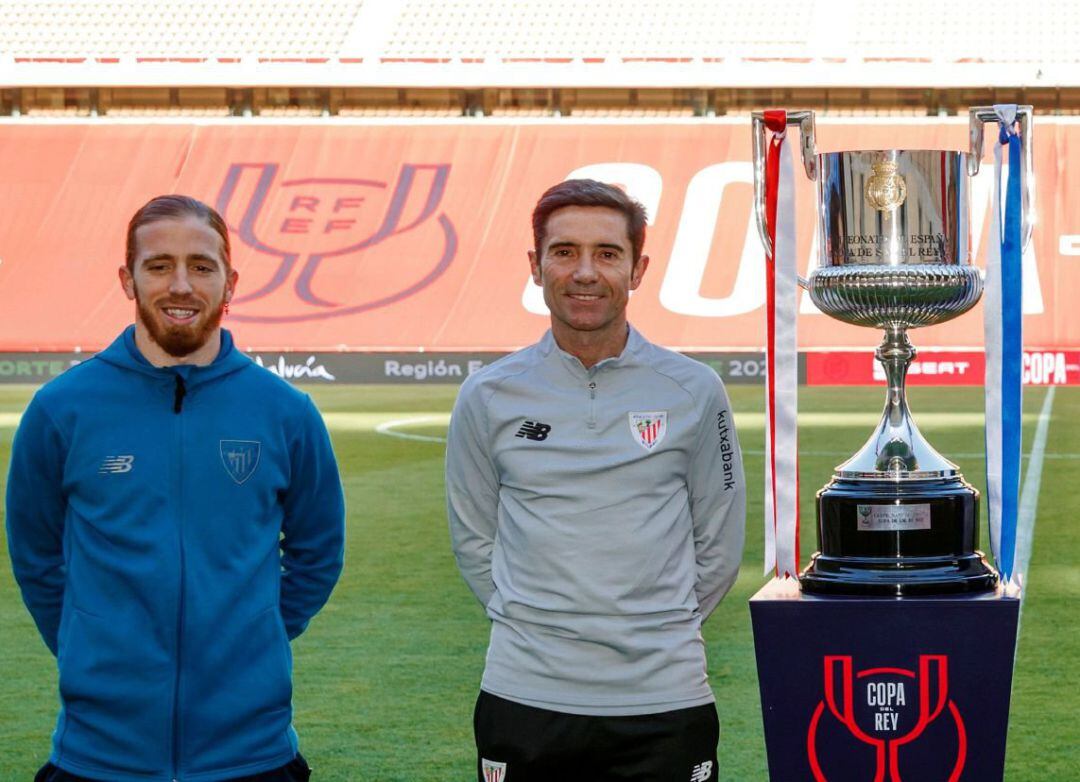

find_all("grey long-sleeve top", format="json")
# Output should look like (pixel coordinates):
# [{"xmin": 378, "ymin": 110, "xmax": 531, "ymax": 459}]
[{"xmin": 446, "ymin": 326, "xmax": 746, "ymax": 716}]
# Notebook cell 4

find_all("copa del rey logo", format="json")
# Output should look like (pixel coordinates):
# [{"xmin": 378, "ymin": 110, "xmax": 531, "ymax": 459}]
[
  {"xmin": 215, "ymin": 162, "xmax": 457, "ymax": 323},
  {"xmin": 807, "ymin": 655, "xmax": 967, "ymax": 782},
  {"xmin": 629, "ymin": 411, "xmax": 667, "ymax": 451}
]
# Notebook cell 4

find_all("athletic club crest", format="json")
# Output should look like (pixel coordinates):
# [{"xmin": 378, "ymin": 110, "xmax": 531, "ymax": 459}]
[
  {"xmin": 629, "ymin": 411, "xmax": 667, "ymax": 451},
  {"xmin": 480, "ymin": 759, "xmax": 506, "ymax": 782},
  {"xmin": 220, "ymin": 440, "xmax": 261, "ymax": 485}
]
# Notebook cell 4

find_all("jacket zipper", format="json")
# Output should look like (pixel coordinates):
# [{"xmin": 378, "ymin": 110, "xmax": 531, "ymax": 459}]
[
  {"xmin": 170, "ymin": 375, "xmax": 187, "ymax": 781},
  {"xmin": 587, "ymin": 380, "xmax": 597, "ymax": 429},
  {"xmin": 173, "ymin": 375, "xmax": 186, "ymax": 413}
]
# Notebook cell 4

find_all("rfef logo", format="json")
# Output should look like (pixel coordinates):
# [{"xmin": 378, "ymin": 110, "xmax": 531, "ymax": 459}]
[
  {"xmin": 216, "ymin": 162, "xmax": 457, "ymax": 322},
  {"xmin": 807, "ymin": 655, "xmax": 966, "ymax": 782}
]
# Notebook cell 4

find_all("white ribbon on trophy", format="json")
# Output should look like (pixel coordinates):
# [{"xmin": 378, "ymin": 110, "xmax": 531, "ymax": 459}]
[{"xmin": 758, "ymin": 110, "xmax": 803, "ymax": 580}]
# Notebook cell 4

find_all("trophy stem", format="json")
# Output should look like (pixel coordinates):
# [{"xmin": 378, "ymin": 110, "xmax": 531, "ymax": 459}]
[
  {"xmin": 834, "ymin": 326, "xmax": 960, "ymax": 480},
  {"xmin": 877, "ymin": 326, "xmax": 917, "ymax": 472}
]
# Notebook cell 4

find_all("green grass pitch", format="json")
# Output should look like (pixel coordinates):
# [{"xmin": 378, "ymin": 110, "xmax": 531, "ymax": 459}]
[{"xmin": 0, "ymin": 383, "xmax": 1076, "ymax": 780}]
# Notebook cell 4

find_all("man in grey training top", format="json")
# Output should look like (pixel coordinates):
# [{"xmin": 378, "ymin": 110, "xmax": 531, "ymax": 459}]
[{"xmin": 445, "ymin": 179, "xmax": 747, "ymax": 782}]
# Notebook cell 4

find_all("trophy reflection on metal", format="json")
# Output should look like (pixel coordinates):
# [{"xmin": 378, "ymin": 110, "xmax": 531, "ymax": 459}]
[{"xmin": 751, "ymin": 107, "xmax": 1033, "ymax": 595}]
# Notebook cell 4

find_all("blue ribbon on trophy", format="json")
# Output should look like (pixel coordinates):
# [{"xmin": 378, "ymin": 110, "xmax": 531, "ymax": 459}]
[{"xmin": 982, "ymin": 104, "xmax": 1029, "ymax": 588}]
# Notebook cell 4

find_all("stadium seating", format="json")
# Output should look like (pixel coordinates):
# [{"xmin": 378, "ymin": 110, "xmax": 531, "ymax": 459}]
[
  {"xmin": 2, "ymin": 0, "xmax": 362, "ymax": 58},
  {"xmin": 0, "ymin": 0, "xmax": 1076, "ymax": 117},
  {"xmin": 852, "ymin": 0, "xmax": 1079, "ymax": 64},
  {"xmin": 2, "ymin": 0, "xmax": 1076, "ymax": 69},
  {"xmin": 381, "ymin": 0, "xmax": 814, "ymax": 60}
]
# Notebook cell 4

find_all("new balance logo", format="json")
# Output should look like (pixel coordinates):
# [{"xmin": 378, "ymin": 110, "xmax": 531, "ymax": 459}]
[
  {"xmin": 690, "ymin": 761, "xmax": 714, "ymax": 782},
  {"xmin": 515, "ymin": 420, "xmax": 551, "ymax": 441},
  {"xmin": 98, "ymin": 455, "xmax": 134, "ymax": 474}
]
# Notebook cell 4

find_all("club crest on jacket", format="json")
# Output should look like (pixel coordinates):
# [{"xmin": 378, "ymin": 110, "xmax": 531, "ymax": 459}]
[
  {"xmin": 628, "ymin": 411, "xmax": 667, "ymax": 451},
  {"xmin": 220, "ymin": 440, "xmax": 261, "ymax": 484}
]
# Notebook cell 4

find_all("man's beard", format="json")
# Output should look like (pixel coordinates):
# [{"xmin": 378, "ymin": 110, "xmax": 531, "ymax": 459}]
[{"xmin": 136, "ymin": 293, "xmax": 225, "ymax": 359}]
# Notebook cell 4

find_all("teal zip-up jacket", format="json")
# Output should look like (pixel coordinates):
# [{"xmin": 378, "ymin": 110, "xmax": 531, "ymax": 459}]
[{"xmin": 6, "ymin": 327, "xmax": 345, "ymax": 782}]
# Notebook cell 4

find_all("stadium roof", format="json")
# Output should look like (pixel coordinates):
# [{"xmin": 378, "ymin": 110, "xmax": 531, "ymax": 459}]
[{"xmin": 0, "ymin": 0, "xmax": 1076, "ymax": 88}]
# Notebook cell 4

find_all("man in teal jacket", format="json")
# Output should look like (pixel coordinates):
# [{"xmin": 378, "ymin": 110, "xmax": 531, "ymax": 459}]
[{"xmin": 6, "ymin": 195, "xmax": 346, "ymax": 782}]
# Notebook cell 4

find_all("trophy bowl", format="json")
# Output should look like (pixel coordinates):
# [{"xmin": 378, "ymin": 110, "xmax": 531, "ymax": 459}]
[
  {"xmin": 809, "ymin": 264, "xmax": 983, "ymax": 330},
  {"xmin": 810, "ymin": 149, "xmax": 983, "ymax": 329},
  {"xmin": 750, "ymin": 110, "xmax": 1033, "ymax": 595}
]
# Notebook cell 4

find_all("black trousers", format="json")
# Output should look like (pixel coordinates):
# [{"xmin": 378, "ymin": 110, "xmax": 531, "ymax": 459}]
[
  {"xmin": 474, "ymin": 691, "xmax": 719, "ymax": 782},
  {"xmin": 35, "ymin": 753, "xmax": 311, "ymax": 782}
]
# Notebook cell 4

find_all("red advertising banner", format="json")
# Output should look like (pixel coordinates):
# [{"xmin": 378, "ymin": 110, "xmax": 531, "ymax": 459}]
[
  {"xmin": 806, "ymin": 350, "xmax": 1080, "ymax": 386},
  {"xmin": 0, "ymin": 119, "xmax": 1077, "ymax": 353}
]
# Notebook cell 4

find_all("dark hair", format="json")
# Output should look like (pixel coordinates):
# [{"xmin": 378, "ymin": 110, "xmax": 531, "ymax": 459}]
[
  {"xmin": 125, "ymin": 194, "xmax": 231, "ymax": 271},
  {"xmin": 531, "ymin": 179, "xmax": 648, "ymax": 263}
]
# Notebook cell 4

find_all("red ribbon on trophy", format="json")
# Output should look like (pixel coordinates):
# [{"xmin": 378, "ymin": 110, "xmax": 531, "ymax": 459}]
[{"xmin": 762, "ymin": 110, "xmax": 801, "ymax": 579}]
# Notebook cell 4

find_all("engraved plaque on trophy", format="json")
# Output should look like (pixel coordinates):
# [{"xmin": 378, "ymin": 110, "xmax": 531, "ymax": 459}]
[{"xmin": 751, "ymin": 107, "xmax": 1033, "ymax": 595}]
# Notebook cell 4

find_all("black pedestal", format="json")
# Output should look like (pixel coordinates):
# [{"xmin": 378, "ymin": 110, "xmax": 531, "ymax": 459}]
[
  {"xmin": 750, "ymin": 580, "xmax": 1019, "ymax": 782},
  {"xmin": 800, "ymin": 477, "xmax": 998, "ymax": 596}
]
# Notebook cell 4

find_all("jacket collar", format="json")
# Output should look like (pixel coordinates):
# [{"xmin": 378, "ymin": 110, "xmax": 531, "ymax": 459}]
[
  {"xmin": 538, "ymin": 324, "xmax": 647, "ymax": 378},
  {"xmin": 94, "ymin": 325, "xmax": 252, "ymax": 386}
]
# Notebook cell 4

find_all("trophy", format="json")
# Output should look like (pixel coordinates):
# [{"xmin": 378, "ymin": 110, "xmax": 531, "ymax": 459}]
[{"xmin": 751, "ymin": 107, "xmax": 1033, "ymax": 595}]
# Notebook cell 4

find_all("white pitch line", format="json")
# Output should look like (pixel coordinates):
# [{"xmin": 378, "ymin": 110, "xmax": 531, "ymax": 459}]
[
  {"xmin": 740, "ymin": 449, "xmax": 1080, "ymax": 460},
  {"xmin": 1015, "ymin": 386, "xmax": 1056, "ymax": 602},
  {"xmin": 374, "ymin": 416, "xmax": 447, "ymax": 444}
]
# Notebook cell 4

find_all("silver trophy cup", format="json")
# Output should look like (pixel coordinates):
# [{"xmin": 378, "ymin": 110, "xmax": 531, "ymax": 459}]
[{"xmin": 751, "ymin": 107, "xmax": 1033, "ymax": 595}]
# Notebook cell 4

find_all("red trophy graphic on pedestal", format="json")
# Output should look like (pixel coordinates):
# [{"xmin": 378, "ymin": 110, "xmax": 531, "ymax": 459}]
[{"xmin": 808, "ymin": 655, "xmax": 966, "ymax": 782}]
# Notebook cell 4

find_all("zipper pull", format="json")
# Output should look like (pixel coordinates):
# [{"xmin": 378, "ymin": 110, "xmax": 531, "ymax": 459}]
[{"xmin": 173, "ymin": 374, "xmax": 186, "ymax": 414}]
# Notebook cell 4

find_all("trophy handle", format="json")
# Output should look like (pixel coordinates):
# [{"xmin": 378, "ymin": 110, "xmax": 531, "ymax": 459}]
[
  {"xmin": 751, "ymin": 110, "xmax": 818, "ymax": 289},
  {"xmin": 968, "ymin": 105, "xmax": 1035, "ymax": 251}
]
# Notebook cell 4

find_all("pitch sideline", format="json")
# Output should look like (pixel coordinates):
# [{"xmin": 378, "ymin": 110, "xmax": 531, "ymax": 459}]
[{"xmin": 1016, "ymin": 386, "xmax": 1056, "ymax": 599}]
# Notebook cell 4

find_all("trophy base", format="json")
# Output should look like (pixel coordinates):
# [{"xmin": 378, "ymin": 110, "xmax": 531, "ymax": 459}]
[
  {"xmin": 800, "ymin": 552, "xmax": 997, "ymax": 596},
  {"xmin": 800, "ymin": 476, "xmax": 998, "ymax": 596}
]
